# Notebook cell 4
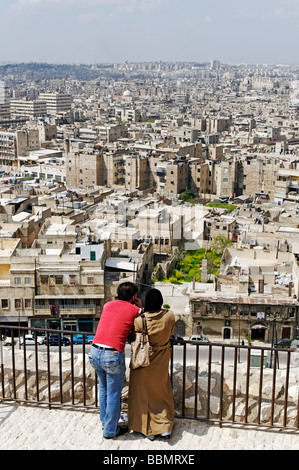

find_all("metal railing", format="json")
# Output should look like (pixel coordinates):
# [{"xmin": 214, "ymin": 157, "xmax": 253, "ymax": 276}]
[{"xmin": 1, "ymin": 325, "xmax": 299, "ymax": 431}]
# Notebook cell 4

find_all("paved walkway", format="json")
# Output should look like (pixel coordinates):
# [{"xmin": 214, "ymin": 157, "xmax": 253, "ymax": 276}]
[{"xmin": 0, "ymin": 402, "xmax": 299, "ymax": 451}]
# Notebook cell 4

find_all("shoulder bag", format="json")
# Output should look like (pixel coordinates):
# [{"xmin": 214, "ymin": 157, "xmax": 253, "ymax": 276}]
[{"xmin": 130, "ymin": 315, "xmax": 152, "ymax": 369}]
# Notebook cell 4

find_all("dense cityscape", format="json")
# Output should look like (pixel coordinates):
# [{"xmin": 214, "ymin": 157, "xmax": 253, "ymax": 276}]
[{"xmin": 0, "ymin": 59, "xmax": 299, "ymax": 345}]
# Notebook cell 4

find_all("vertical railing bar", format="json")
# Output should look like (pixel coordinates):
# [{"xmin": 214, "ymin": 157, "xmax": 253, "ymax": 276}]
[
  {"xmin": 34, "ymin": 333, "xmax": 39, "ymax": 403},
  {"xmin": 245, "ymin": 347, "xmax": 251, "ymax": 424},
  {"xmin": 58, "ymin": 332, "xmax": 63, "ymax": 404},
  {"xmin": 22, "ymin": 330, "xmax": 28, "ymax": 402},
  {"xmin": 181, "ymin": 342, "xmax": 186, "ymax": 417},
  {"xmin": 219, "ymin": 345, "xmax": 225, "ymax": 426},
  {"xmin": 71, "ymin": 333, "xmax": 75, "ymax": 406},
  {"xmin": 283, "ymin": 350, "xmax": 291, "ymax": 428},
  {"xmin": 296, "ymin": 389, "xmax": 299, "ymax": 429},
  {"xmin": 46, "ymin": 330, "xmax": 51, "ymax": 409},
  {"xmin": 257, "ymin": 348, "xmax": 264, "ymax": 425},
  {"xmin": 0, "ymin": 326, "xmax": 4, "ymax": 400},
  {"xmin": 11, "ymin": 329, "xmax": 17, "ymax": 400},
  {"xmin": 207, "ymin": 343, "xmax": 212, "ymax": 421},
  {"xmin": 271, "ymin": 349, "xmax": 277, "ymax": 426},
  {"xmin": 232, "ymin": 345, "xmax": 238, "ymax": 423},
  {"xmin": 82, "ymin": 335, "xmax": 86, "ymax": 407},
  {"xmin": 194, "ymin": 344, "xmax": 199, "ymax": 419}
]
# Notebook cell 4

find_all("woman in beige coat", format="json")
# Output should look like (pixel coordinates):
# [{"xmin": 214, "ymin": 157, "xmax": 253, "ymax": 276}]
[{"xmin": 128, "ymin": 288, "xmax": 175, "ymax": 441}]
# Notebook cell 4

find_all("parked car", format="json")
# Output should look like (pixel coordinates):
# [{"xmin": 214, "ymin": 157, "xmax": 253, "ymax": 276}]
[
  {"xmin": 189, "ymin": 335, "xmax": 210, "ymax": 344},
  {"xmin": 20, "ymin": 335, "xmax": 44, "ymax": 346},
  {"xmin": 43, "ymin": 335, "xmax": 70, "ymax": 346},
  {"xmin": 170, "ymin": 335, "xmax": 184, "ymax": 345},
  {"xmin": 274, "ymin": 338, "xmax": 293, "ymax": 349},
  {"xmin": 72, "ymin": 334, "xmax": 94, "ymax": 345}
]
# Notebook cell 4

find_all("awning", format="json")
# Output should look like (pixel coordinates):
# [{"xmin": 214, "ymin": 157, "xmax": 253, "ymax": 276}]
[
  {"xmin": 251, "ymin": 324, "xmax": 268, "ymax": 329},
  {"xmin": 35, "ymin": 294, "xmax": 104, "ymax": 299}
]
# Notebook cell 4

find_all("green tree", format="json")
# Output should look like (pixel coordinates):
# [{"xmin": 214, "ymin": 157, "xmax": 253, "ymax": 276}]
[{"xmin": 210, "ymin": 235, "xmax": 232, "ymax": 256}]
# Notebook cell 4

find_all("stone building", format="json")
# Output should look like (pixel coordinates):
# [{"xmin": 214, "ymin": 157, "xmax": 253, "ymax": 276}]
[{"xmin": 189, "ymin": 294, "xmax": 299, "ymax": 342}]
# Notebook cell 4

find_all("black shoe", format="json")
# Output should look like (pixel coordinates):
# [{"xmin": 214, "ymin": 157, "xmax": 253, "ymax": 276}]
[
  {"xmin": 145, "ymin": 434, "xmax": 155, "ymax": 441},
  {"xmin": 104, "ymin": 426, "xmax": 128, "ymax": 439}
]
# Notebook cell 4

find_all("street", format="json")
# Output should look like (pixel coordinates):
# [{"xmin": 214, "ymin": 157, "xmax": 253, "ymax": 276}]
[{"xmin": 11, "ymin": 340, "xmax": 296, "ymax": 369}]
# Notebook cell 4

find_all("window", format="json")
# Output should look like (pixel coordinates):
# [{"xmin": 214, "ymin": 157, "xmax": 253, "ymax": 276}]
[
  {"xmin": 25, "ymin": 277, "xmax": 31, "ymax": 285},
  {"xmin": 1, "ymin": 299, "xmax": 8, "ymax": 309},
  {"xmin": 15, "ymin": 299, "xmax": 22, "ymax": 309},
  {"xmin": 87, "ymin": 277, "xmax": 94, "ymax": 284},
  {"xmin": 55, "ymin": 276, "xmax": 63, "ymax": 285},
  {"xmin": 25, "ymin": 299, "xmax": 32, "ymax": 309},
  {"xmin": 41, "ymin": 276, "xmax": 48, "ymax": 285},
  {"xmin": 289, "ymin": 307, "xmax": 296, "ymax": 318},
  {"xmin": 69, "ymin": 275, "xmax": 76, "ymax": 285},
  {"xmin": 14, "ymin": 277, "xmax": 21, "ymax": 285}
]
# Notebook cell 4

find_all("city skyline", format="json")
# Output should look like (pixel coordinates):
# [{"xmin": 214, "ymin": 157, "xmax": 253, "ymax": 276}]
[{"xmin": 1, "ymin": 0, "xmax": 299, "ymax": 65}]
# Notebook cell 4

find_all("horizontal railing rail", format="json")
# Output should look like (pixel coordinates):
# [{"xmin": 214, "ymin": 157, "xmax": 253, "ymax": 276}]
[{"xmin": 1, "ymin": 325, "xmax": 299, "ymax": 431}]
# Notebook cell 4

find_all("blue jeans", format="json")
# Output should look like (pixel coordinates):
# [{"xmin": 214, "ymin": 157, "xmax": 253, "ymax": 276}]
[{"xmin": 88, "ymin": 346, "xmax": 126, "ymax": 437}]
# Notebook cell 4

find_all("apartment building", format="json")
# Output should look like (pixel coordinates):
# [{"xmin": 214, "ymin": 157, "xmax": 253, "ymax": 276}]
[
  {"xmin": 115, "ymin": 107, "xmax": 142, "ymax": 123},
  {"xmin": 10, "ymin": 99, "xmax": 47, "ymax": 118},
  {"xmin": 0, "ymin": 101, "xmax": 10, "ymax": 121},
  {"xmin": 123, "ymin": 154, "xmax": 149, "ymax": 191},
  {"xmin": 0, "ymin": 128, "xmax": 39, "ymax": 169},
  {"xmin": 215, "ymin": 158, "xmax": 242, "ymax": 198},
  {"xmin": 242, "ymin": 156, "xmax": 278, "ymax": 200},
  {"xmin": 189, "ymin": 294, "xmax": 298, "ymax": 342},
  {"xmin": 274, "ymin": 167, "xmax": 299, "ymax": 203},
  {"xmin": 0, "ymin": 213, "xmax": 107, "ymax": 332},
  {"xmin": 97, "ymin": 123, "xmax": 126, "ymax": 143},
  {"xmin": 165, "ymin": 158, "xmax": 189, "ymax": 196},
  {"xmin": 65, "ymin": 143, "xmax": 102, "ymax": 188},
  {"xmin": 189, "ymin": 160, "xmax": 213, "ymax": 195},
  {"xmin": 39, "ymin": 92, "xmax": 72, "ymax": 115}
]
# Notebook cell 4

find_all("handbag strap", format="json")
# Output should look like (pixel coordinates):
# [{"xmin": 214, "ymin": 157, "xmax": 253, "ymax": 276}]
[
  {"xmin": 141, "ymin": 314, "xmax": 148, "ymax": 334},
  {"xmin": 140, "ymin": 315, "xmax": 149, "ymax": 345}
]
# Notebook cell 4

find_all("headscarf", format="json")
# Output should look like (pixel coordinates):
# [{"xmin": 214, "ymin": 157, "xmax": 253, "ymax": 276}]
[{"xmin": 144, "ymin": 288, "xmax": 163, "ymax": 313}]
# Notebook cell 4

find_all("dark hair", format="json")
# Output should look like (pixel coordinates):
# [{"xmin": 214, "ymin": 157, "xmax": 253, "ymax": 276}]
[
  {"xmin": 144, "ymin": 288, "xmax": 163, "ymax": 312},
  {"xmin": 117, "ymin": 282, "xmax": 138, "ymax": 301}
]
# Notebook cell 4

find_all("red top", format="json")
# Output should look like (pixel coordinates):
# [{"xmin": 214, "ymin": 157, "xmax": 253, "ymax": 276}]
[{"xmin": 93, "ymin": 300, "xmax": 142, "ymax": 352}]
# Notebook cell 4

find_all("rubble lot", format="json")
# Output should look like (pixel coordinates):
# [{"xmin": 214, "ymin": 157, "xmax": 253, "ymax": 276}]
[{"xmin": 1, "ymin": 347, "xmax": 299, "ymax": 428}]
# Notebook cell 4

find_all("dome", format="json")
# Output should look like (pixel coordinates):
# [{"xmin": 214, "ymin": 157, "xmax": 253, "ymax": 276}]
[{"xmin": 123, "ymin": 90, "xmax": 131, "ymax": 96}]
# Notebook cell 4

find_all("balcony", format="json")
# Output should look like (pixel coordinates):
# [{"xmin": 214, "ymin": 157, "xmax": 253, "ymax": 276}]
[{"xmin": 34, "ymin": 303, "xmax": 101, "ymax": 316}]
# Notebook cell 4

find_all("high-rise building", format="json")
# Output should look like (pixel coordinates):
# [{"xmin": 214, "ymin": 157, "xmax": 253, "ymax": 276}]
[
  {"xmin": 0, "ymin": 86, "xmax": 10, "ymax": 121},
  {"xmin": 10, "ymin": 99, "xmax": 47, "ymax": 118},
  {"xmin": 39, "ymin": 92, "xmax": 72, "ymax": 115}
]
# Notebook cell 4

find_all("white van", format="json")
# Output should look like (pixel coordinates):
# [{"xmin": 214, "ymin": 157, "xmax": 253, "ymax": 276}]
[{"xmin": 189, "ymin": 335, "xmax": 210, "ymax": 343}]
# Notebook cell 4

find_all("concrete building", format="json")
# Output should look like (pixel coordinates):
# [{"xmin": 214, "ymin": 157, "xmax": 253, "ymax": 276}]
[
  {"xmin": 65, "ymin": 142, "xmax": 102, "ymax": 189},
  {"xmin": 0, "ymin": 216, "xmax": 107, "ymax": 332},
  {"xmin": 39, "ymin": 93, "xmax": 72, "ymax": 115},
  {"xmin": 10, "ymin": 100, "xmax": 47, "ymax": 119},
  {"xmin": 165, "ymin": 158, "xmax": 189, "ymax": 196},
  {"xmin": 0, "ymin": 88, "xmax": 10, "ymax": 121},
  {"xmin": 0, "ymin": 129, "xmax": 39, "ymax": 170}
]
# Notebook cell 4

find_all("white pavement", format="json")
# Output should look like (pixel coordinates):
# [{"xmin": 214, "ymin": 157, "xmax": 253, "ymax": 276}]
[{"xmin": 0, "ymin": 402, "xmax": 299, "ymax": 451}]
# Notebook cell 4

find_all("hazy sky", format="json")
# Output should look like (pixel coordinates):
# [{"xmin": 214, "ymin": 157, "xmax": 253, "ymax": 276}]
[{"xmin": 1, "ymin": 0, "xmax": 299, "ymax": 64}]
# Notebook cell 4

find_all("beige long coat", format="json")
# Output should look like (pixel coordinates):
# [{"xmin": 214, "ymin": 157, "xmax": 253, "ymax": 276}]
[{"xmin": 128, "ymin": 309, "xmax": 175, "ymax": 437}]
